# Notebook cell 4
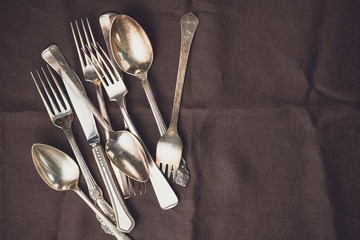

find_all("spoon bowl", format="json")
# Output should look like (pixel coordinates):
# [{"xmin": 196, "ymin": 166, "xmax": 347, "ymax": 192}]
[
  {"xmin": 110, "ymin": 14, "xmax": 153, "ymax": 79},
  {"xmin": 31, "ymin": 143, "xmax": 132, "ymax": 239},
  {"xmin": 106, "ymin": 131, "xmax": 149, "ymax": 182},
  {"xmin": 32, "ymin": 143, "xmax": 79, "ymax": 191},
  {"xmin": 109, "ymin": 14, "xmax": 181, "ymax": 209}
]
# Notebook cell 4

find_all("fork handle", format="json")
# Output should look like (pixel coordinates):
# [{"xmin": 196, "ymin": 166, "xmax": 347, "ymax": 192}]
[{"xmin": 91, "ymin": 144, "xmax": 135, "ymax": 232}]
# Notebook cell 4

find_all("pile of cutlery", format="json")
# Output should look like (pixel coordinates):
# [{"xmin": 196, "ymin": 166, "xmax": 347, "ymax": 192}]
[{"xmin": 30, "ymin": 11, "xmax": 199, "ymax": 239}]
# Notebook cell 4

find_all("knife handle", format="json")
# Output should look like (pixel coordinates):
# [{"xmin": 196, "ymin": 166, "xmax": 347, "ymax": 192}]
[{"xmin": 91, "ymin": 144, "xmax": 135, "ymax": 233}]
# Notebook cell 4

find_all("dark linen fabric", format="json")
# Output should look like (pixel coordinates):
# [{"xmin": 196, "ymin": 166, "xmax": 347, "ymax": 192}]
[{"xmin": 1, "ymin": 0, "xmax": 360, "ymax": 239}]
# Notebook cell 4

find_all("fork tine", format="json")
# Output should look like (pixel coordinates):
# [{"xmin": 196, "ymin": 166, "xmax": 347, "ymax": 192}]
[
  {"xmin": 139, "ymin": 181, "xmax": 146, "ymax": 195},
  {"xmin": 90, "ymin": 44, "xmax": 118, "ymax": 83},
  {"xmin": 167, "ymin": 165, "xmax": 172, "ymax": 179},
  {"xmin": 46, "ymin": 65, "xmax": 71, "ymax": 110},
  {"xmin": 36, "ymin": 69, "xmax": 59, "ymax": 114},
  {"xmin": 75, "ymin": 20, "xmax": 90, "ymax": 65},
  {"xmin": 160, "ymin": 163, "xmax": 166, "ymax": 175},
  {"xmin": 85, "ymin": 18, "xmax": 96, "ymax": 46},
  {"xmin": 81, "ymin": 19, "xmax": 92, "ymax": 52},
  {"xmin": 172, "ymin": 166, "xmax": 179, "ymax": 179},
  {"xmin": 41, "ymin": 67, "xmax": 66, "ymax": 112},
  {"xmin": 127, "ymin": 178, "xmax": 135, "ymax": 195},
  {"xmin": 71, "ymin": 22, "xmax": 85, "ymax": 70},
  {"xmin": 31, "ymin": 71, "xmax": 54, "ymax": 117},
  {"xmin": 84, "ymin": 18, "xmax": 101, "ymax": 63},
  {"xmin": 95, "ymin": 43, "xmax": 123, "ymax": 81},
  {"xmin": 82, "ymin": 47, "xmax": 112, "ymax": 87}
]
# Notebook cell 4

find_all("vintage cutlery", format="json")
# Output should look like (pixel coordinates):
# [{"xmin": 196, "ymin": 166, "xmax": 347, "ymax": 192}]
[
  {"xmin": 99, "ymin": 13, "xmax": 123, "ymax": 74},
  {"xmin": 99, "ymin": 14, "xmax": 147, "ymax": 195},
  {"xmin": 31, "ymin": 67, "xmax": 115, "ymax": 233},
  {"xmin": 156, "ymin": 13, "xmax": 199, "ymax": 177},
  {"xmin": 110, "ymin": 14, "xmax": 190, "ymax": 185},
  {"xmin": 31, "ymin": 66, "xmax": 135, "ymax": 233},
  {"xmin": 42, "ymin": 44, "xmax": 149, "ymax": 183},
  {"xmin": 32, "ymin": 143, "xmax": 131, "ymax": 240},
  {"xmin": 71, "ymin": 18, "xmax": 135, "ymax": 199},
  {"xmin": 83, "ymin": 44, "xmax": 179, "ymax": 210}
]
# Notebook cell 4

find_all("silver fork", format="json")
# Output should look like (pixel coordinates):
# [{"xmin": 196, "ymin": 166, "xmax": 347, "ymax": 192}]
[
  {"xmin": 83, "ymin": 44, "xmax": 178, "ymax": 209},
  {"xmin": 31, "ymin": 66, "xmax": 116, "ymax": 234},
  {"xmin": 71, "ymin": 18, "xmax": 145, "ymax": 197}
]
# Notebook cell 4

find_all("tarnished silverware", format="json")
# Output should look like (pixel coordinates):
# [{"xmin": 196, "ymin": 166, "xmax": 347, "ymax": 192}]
[
  {"xmin": 32, "ymin": 143, "xmax": 131, "ymax": 240},
  {"xmin": 31, "ymin": 67, "xmax": 115, "ymax": 233},
  {"xmin": 83, "ymin": 44, "xmax": 179, "ymax": 210},
  {"xmin": 110, "ymin": 14, "xmax": 190, "ymax": 185},
  {"xmin": 156, "ymin": 13, "xmax": 199, "ymax": 178},
  {"xmin": 32, "ymin": 65, "xmax": 135, "ymax": 233},
  {"xmin": 99, "ymin": 13, "xmax": 123, "ymax": 75},
  {"xmin": 71, "ymin": 18, "xmax": 136, "ymax": 199},
  {"xmin": 99, "ymin": 13, "xmax": 146, "ymax": 196},
  {"xmin": 42, "ymin": 44, "xmax": 149, "ymax": 183}
]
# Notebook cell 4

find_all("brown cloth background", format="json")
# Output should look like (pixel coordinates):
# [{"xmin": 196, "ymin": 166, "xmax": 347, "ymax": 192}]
[{"xmin": 1, "ymin": 0, "xmax": 360, "ymax": 239}]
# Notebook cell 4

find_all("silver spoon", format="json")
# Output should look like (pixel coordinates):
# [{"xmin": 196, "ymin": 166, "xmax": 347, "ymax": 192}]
[
  {"xmin": 100, "ymin": 12, "xmax": 147, "ymax": 197},
  {"xmin": 110, "ymin": 14, "xmax": 191, "ymax": 184},
  {"xmin": 42, "ymin": 44, "xmax": 149, "ymax": 182},
  {"xmin": 156, "ymin": 13, "xmax": 199, "ymax": 177},
  {"xmin": 31, "ymin": 143, "xmax": 131, "ymax": 240}
]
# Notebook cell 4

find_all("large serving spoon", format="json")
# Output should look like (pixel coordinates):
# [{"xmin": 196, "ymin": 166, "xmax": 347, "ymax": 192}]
[
  {"xmin": 110, "ymin": 14, "xmax": 190, "ymax": 185},
  {"xmin": 32, "ymin": 143, "xmax": 131, "ymax": 240},
  {"xmin": 156, "ymin": 13, "xmax": 199, "ymax": 177},
  {"xmin": 42, "ymin": 44, "xmax": 149, "ymax": 182}
]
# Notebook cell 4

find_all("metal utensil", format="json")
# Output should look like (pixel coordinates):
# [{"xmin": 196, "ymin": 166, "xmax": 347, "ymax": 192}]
[
  {"xmin": 42, "ymin": 44, "xmax": 149, "ymax": 183},
  {"xmin": 99, "ymin": 14, "xmax": 147, "ymax": 196},
  {"xmin": 84, "ymin": 44, "xmax": 179, "ymax": 210},
  {"xmin": 99, "ymin": 13, "xmax": 123, "ymax": 74},
  {"xmin": 156, "ymin": 13, "xmax": 199, "ymax": 177},
  {"xmin": 31, "ymin": 143, "xmax": 131, "ymax": 240},
  {"xmin": 110, "ymin": 14, "xmax": 190, "ymax": 185},
  {"xmin": 31, "ymin": 66, "xmax": 134, "ymax": 233},
  {"xmin": 30, "ymin": 67, "xmax": 115, "ymax": 233},
  {"xmin": 71, "ymin": 18, "xmax": 135, "ymax": 199}
]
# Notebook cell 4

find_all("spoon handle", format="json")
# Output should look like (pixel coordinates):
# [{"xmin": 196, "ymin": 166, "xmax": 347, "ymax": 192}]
[
  {"xmin": 141, "ymin": 79, "xmax": 167, "ymax": 134},
  {"xmin": 169, "ymin": 12, "xmax": 199, "ymax": 131},
  {"xmin": 73, "ymin": 187, "xmax": 131, "ymax": 240}
]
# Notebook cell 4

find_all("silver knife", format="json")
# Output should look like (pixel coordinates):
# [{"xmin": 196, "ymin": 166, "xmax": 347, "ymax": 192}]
[{"xmin": 42, "ymin": 44, "xmax": 135, "ymax": 233}]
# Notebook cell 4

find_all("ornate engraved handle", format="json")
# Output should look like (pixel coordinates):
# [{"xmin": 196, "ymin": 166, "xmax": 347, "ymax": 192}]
[
  {"xmin": 74, "ymin": 187, "xmax": 131, "ymax": 240},
  {"xmin": 169, "ymin": 12, "xmax": 199, "ymax": 131},
  {"xmin": 91, "ymin": 144, "xmax": 135, "ymax": 232}
]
